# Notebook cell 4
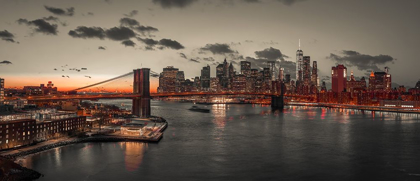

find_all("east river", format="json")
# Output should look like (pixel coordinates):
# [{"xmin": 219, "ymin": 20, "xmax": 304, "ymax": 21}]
[{"xmin": 19, "ymin": 100, "xmax": 420, "ymax": 180}]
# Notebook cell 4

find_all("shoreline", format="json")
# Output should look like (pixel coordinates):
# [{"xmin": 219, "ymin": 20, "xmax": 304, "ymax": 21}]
[
  {"xmin": 0, "ymin": 122, "xmax": 168, "ymax": 180},
  {"xmin": 1, "ymin": 122, "xmax": 168, "ymax": 160},
  {"xmin": 191, "ymin": 101, "xmax": 420, "ymax": 114}
]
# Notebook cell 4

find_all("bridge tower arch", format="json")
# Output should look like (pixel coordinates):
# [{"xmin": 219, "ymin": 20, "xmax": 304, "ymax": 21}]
[
  {"xmin": 271, "ymin": 82, "xmax": 285, "ymax": 109},
  {"xmin": 132, "ymin": 68, "xmax": 151, "ymax": 117}
]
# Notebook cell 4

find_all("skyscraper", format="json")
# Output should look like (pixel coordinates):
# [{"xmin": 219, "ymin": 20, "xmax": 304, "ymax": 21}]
[
  {"xmin": 175, "ymin": 71, "xmax": 185, "ymax": 92},
  {"xmin": 296, "ymin": 39, "xmax": 303, "ymax": 81},
  {"xmin": 368, "ymin": 67, "xmax": 392, "ymax": 91},
  {"xmin": 157, "ymin": 66, "xmax": 179, "ymax": 93},
  {"xmin": 200, "ymin": 65, "xmax": 211, "ymax": 91},
  {"xmin": 302, "ymin": 56, "xmax": 311, "ymax": 84},
  {"xmin": 240, "ymin": 61, "xmax": 251, "ymax": 77},
  {"xmin": 0, "ymin": 78, "xmax": 4, "ymax": 105},
  {"xmin": 267, "ymin": 61, "xmax": 276, "ymax": 81},
  {"xmin": 311, "ymin": 61, "xmax": 318, "ymax": 86},
  {"xmin": 331, "ymin": 64, "xmax": 347, "ymax": 93},
  {"xmin": 279, "ymin": 67, "xmax": 284, "ymax": 82}
]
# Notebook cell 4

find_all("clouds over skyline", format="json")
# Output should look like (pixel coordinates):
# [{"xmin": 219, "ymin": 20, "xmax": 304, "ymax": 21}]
[
  {"xmin": 0, "ymin": 60, "xmax": 12, "ymax": 65},
  {"xmin": 17, "ymin": 18, "xmax": 58, "ymax": 35},
  {"xmin": 44, "ymin": 6, "xmax": 75, "ymax": 16},
  {"xmin": 327, "ymin": 50, "xmax": 395, "ymax": 72},
  {"xmin": 152, "ymin": 0, "xmax": 197, "ymax": 8},
  {"xmin": 0, "ymin": 30, "xmax": 17, "ymax": 43},
  {"xmin": 200, "ymin": 43, "xmax": 236, "ymax": 55},
  {"xmin": 120, "ymin": 18, "xmax": 158, "ymax": 35}
]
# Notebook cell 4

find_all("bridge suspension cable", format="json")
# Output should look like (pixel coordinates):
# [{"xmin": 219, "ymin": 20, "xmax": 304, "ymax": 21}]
[{"xmin": 71, "ymin": 72, "xmax": 134, "ymax": 91}]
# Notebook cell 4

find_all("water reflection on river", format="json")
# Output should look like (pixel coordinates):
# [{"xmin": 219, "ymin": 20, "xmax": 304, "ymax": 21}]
[{"xmin": 21, "ymin": 100, "xmax": 420, "ymax": 181}]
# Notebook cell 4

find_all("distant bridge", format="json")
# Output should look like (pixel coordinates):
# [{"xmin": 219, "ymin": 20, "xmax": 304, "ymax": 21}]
[
  {"xmin": 18, "ymin": 68, "xmax": 292, "ymax": 115},
  {"xmin": 23, "ymin": 92, "xmax": 311, "ymax": 101}
]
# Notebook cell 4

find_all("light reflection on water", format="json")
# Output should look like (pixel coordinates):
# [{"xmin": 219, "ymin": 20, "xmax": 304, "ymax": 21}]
[{"xmin": 20, "ymin": 100, "xmax": 420, "ymax": 181}]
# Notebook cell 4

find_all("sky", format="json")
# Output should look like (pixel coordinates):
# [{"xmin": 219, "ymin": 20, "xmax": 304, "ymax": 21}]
[{"xmin": 1, "ymin": 0, "xmax": 419, "ymax": 92}]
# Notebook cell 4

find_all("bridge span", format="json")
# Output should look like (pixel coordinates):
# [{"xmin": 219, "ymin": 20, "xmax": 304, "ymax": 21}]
[{"xmin": 15, "ymin": 68, "xmax": 288, "ymax": 115}]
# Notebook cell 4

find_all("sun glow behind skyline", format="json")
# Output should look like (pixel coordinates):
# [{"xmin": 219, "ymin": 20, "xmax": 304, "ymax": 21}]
[{"xmin": 2, "ymin": 75, "xmax": 159, "ymax": 93}]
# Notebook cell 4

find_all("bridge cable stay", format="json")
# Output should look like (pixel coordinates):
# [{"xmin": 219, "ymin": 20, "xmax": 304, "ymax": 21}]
[{"xmin": 70, "ymin": 72, "xmax": 134, "ymax": 91}]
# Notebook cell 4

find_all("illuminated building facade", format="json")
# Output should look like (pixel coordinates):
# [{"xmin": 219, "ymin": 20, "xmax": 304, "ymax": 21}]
[
  {"xmin": 0, "ymin": 115, "xmax": 86, "ymax": 149},
  {"xmin": 331, "ymin": 64, "xmax": 347, "ymax": 93},
  {"xmin": 368, "ymin": 67, "xmax": 392, "ymax": 92},
  {"xmin": 0, "ymin": 78, "xmax": 4, "ymax": 105},
  {"xmin": 240, "ymin": 61, "xmax": 251, "ymax": 77},
  {"xmin": 296, "ymin": 40, "xmax": 303, "ymax": 82},
  {"xmin": 157, "ymin": 66, "xmax": 179, "ymax": 93},
  {"xmin": 346, "ymin": 71, "xmax": 367, "ymax": 93},
  {"xmin": 200, "ymin": 65, "xmax": 211, "ymax": 91}
]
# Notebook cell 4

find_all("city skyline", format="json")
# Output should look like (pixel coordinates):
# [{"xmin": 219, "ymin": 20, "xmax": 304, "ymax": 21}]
[{"xmin": 1, "ymin": 0, "xmax": 420, "ymax": 91}]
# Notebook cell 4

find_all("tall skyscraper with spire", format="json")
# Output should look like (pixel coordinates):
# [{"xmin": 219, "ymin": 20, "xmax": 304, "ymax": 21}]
[{"xmin": 296, "ymin": 39, "xmax": 303, "ymax": 82}]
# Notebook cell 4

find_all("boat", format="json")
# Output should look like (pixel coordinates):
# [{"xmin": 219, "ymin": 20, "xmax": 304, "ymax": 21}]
[{"xmin": 188, "ymin": 106, "xmax": 210, "ymax": 113}]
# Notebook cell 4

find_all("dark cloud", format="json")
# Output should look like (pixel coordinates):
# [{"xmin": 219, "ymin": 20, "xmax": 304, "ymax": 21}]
[
  {"xmin": 68, "ymin": 26, "xmax": 135, "ymax": 41},
  {"xmin": 105, "ymin": 27, "xmax": 136, "ymax": 41},
  {"xmin": 68, "ymin": 26, "xmax": 105, "ymax": 39},
  {"xmin": 17, "ymin": 19, "xmax": 58, "ymax": 35},
  {"xmin": 120, "ymin": 18, "xmax": 159, "ymax": 35},
  {"xmin": 179, "ymin": 53, "xmax": 187, "ymax": 59},
  {"xmin": 120, "ymin": 18, "xmax": 140, "ymax": 26},
  {"xmin": 124, "ymin": 10, "xmax": 138, "ymax": 17},
  {"xmin": 152, "ymin": 0, "xmax": 197, "ymax": 8},
  {"xmin": 158, "ymin": 39, "xmax": 184, "ymax": 50},
  {"xmin": 190, "ymin": 58, "xmax": 200, "ymax": 63},
  {"xmin": 327, "ymin": 50, "xmax": 395, "ymax": 71},
  {"xmin": 0, "ymin": 60, "xmax": 12, "ymax": 65},
  {"xmin": 98, "ymin": 46, "xmax": 106, "ymax": 50},
  {"xmin": 203, "ymin": 57, "xmax": 215, "ymax": 62},
  {"xmin": 137, "ymin": 38, "xmax": 184, "ymax": 50},
  {"xmin": 44, "ymin": 6, "xmax": 75, "ymax": 16},
  {"xmin": 243, "ymin": 0, "xmax": 261, "ymax": 3},
  {"xmin": 0, "ymin": 30, "xmax": 17, "ymax": 43},
  {"xmin": 137, "ymin": 37, "xmax": 159, "ymax": 47},
  {"xmin": 276, "ymin": 0, "xmax": 305, "ymax": 6},
  {"xmin": 121, "ymin": 39, "xmax": 136, "ymax": 47},
  {"xmin": 42, "ymin": 16, "xmax": 67, "ymax": 26},
  {"xmin": 200, "ymin": 43, "xmax": 236, "ymax": 55},
  {"xmin": 255, "ymin": 47, "xmax": 289, "ymax": 61},
  {"xmin": 42, "ymin": 16, "xmax": 59, "ymax": 21}
]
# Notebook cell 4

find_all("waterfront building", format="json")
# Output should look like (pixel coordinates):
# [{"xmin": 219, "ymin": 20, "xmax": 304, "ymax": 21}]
[
  {"xmin": 175, "ymin": 71, "xmax": 185, "ymax": 93},
  {"xmin": 210, "ymin": 77, "xmax": 220, "ymax": 92},
  {"xmin": 368, "ymin": 67, "xmax": 392, "ymax": 92},
  {"xmin": 193, "ymin": 77, "xmax": 201, "ymax": 92},
  {"xmin": 22, "ymin": 81, "xmax": 58, "ymax": 96},
  {"xmin": 346, "ymin": 71, "xmax": 367, "ymax": 93},
  {"xmin": 232, "ymin": 74, "xmax": 246, "ymax": 92},
  {"xmin": 311, "ymin": 61, "xmax": 318, "ymax": 87},
  {"xmin": 240, "ymin": 61, "xmax": 251, "ymax": 77},
  {"xmin": 200, "ymin": 65, "xmax": 210, "ymax": 91},
  {"xmin": 157, "ymin": 66, "xmax": 179, "ymax": 93},
  {"xmin": 331, "ymin": 64, "xmax": 347, "ymax": 93},
  {"xmin": 302, "ymin": 56, "xmax": 311, "ymax": 84},
  {"xmin": 0, "ymin": 111, "xmax": 86, "ymax": 149}
]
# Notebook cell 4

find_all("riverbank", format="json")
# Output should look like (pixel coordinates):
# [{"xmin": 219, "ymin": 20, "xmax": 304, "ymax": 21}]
[
  {"xmin": 1, "ymin": 122, "xmax": 168, "ymax": 160},
  {"xmin": 287, "ymin": 102, "xmax": 420, "ymax": 114},
  {"xmin": 0, "ymin": 156, "xmax": 43, "ymax": 180}
]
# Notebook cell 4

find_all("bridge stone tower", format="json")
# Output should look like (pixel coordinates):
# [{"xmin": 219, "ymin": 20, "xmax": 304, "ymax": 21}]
[
  {"xmin": 132, "ymin": 68, "xmax": 151, "ymax": 118},
  {"xmin": 271, "ymin": 82, "xmax": 285, "ymax": 109}
]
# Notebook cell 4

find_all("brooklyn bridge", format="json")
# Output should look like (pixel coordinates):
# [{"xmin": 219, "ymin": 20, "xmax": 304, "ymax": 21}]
[{"xmin": 16, "ymin": 68, "xmax": 310, "ymax": 117}]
